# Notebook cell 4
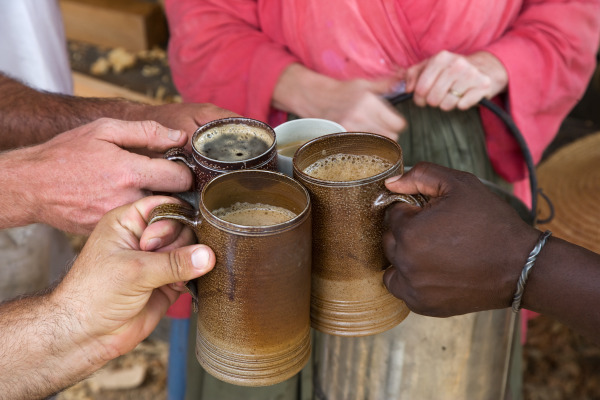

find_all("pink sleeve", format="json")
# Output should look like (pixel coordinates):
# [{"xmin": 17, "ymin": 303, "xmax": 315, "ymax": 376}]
[
  {"xmin": 481, "ymin": 0, "xmax": 600, "ymax": 183},
  {"xmin": 165, "ymin": 0, "xmax": 299, "ymax": 124}
]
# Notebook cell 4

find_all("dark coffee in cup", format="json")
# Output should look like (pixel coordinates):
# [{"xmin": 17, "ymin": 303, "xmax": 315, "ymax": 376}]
[
  {"xmin": 165, "ymin": 118, "xmax": 278, "ymax": 192},
  {"xmin": 303, "ymin": 154, "xmax": 392, "ymax": 182},
  {"xmin": 194, "ymin": 123, "xmax": 273, "ymax": 162}
]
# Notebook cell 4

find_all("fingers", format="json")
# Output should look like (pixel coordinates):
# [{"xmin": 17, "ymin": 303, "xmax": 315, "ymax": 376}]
[
  {"xmin": 95, "ymin": 118, "xmax": 188, "ymax": 151},
  {"xmin": 406, "ymin": 51, "xmax": 491, "ymax": 110},
  {"xmin": 383, "ymin": 266, "xmax": 405, "ymax": 300},
  {"xmin": 137, "ymin": 244, "xmax": 215, "ymax": 289},
  {"xmin": 366, "ymin": 76, "xmax": 403, "ymax": 96},
  {"xmin": 385, "ymin": 162, "xmax": 458, "ymax": 198},
  {"xmin": 126, "ymin": 156, "xmax": 193, "ymax": 193},
  {"xmin": 111, "ymin": 195, "xmax": 187, "ymax": 240},
  {"xmin": 374, "ymin": 100, "xmax": 406, "ymax": 140},
  {"xmin": 342, "ymin": 93, "xmax": 406, "ymax": 140},
  {"xmin": 140, "ymin": 219, "xmax": 196, "ymax": 252}
]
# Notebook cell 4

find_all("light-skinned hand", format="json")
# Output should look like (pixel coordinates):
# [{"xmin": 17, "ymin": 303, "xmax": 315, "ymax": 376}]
[
  {"xmin": 405, "ymin": 50, "xmax": 508, "ymax": 111},
  {"xmin": 5, "ymin": 118, "xmax": 194, "ymax": 234}
]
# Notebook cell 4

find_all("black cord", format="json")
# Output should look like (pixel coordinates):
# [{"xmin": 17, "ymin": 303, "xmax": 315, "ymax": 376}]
[{"xmin": 387, "ymin": 93, "xmax": 545, "ymax": 224}]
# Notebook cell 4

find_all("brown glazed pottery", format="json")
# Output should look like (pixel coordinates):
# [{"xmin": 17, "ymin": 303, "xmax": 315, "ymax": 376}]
[
  {"xmin": 149, "ymin": 170, "xmax": 312, "ymax": 386},
  {"xmin": 165, "ymin": 117, "xmax": 278, "ymax": 192},
  {"xmin": 293, "ymin": 132, "xmax": 425, "ymax": 337}
]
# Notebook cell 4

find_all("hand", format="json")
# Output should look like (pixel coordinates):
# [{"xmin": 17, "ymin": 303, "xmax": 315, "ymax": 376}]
[
  {"xmin": 405, "ymin": 50, "xmax": 508, "ymax": 111},
  {"xmin": 273, "ymin": 64, "xmax": 406, "ymax": 140},
  {"xmin": 52, "ymin": 195, "xmax": 214, "ymax": 362},
  {"xmin": 382, "ymin": 162, "xmax": 538, "ymax": 317},
  {"xmin": 131, "ymin": 102, "xmax": 240, "ymax": 150},
  {"xmin": 16, "ymin": 118, "xmax": 193, "ymax": 234}
]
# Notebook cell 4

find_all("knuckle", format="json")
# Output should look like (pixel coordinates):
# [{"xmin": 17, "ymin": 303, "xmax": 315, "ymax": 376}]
[
  {"xmin": 168, "ymin": 250, "xmax": 189, "ymax": 281},
  {"xmin": 139, "ymin": 120, "xmax": 161, "ymax": 138},
  {"xmin": 121, "ymin": 170, "xmax": 146, "ymax": 189}
]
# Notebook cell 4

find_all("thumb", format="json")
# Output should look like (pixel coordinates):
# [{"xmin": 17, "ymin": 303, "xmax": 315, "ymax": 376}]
[
  {"xmin": 385, "ymin": 162, "xmax": 450, "ymax": 198},
  {"xmin": 98, "ymin": 119, "xmax": 188, "ymax": 152},
  {"xmin": 140, "ymin": 244, "xmax": 216, "ymax": 289}
]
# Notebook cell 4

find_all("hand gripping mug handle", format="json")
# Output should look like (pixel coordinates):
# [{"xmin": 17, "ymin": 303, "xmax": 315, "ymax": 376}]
[
  {"xmin": 373, "ymin": 192, "xmax": 428, "ymax": 210},
  {"xmin": 164, "ymin": 147, "xmax": 200, "ymax": 190},
  {"xmin": 149, "ymin": 203, "xmax": 203, "ymax": 310}
]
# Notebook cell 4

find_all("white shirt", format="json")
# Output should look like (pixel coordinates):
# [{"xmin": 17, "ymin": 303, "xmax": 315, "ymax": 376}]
[{"xmin": 0, "ymin": 0, "xmax": 72, "ymax": 94}]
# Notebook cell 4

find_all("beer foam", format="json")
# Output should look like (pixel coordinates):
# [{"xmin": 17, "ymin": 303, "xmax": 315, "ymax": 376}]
[
  {"xmin": 303, "ymin": 154, "xmax": 392, "ymax": 182},
  {"xmin": 194, "ymin": 123, "xmax": 273, "ymax": 161},
  {"xmin": 212, "ymin": 202, "xmax": 297, "ymax": 226}
]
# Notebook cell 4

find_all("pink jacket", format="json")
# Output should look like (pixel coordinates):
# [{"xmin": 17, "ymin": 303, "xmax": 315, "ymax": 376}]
[{"xmin": 166, "ymin": 0, "xmax": 600, "ymax": 189}]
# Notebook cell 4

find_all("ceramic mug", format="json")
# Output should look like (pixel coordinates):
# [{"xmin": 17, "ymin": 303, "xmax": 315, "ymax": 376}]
[
  {"xmin": 166, "ymin": 117, "xmax": 278, "ymax": 192},
  {"xmin": 274, "ymin": 118, "xmax": 345, "ymax": 177},
  {"xmin": 149, "ymin": 170, "xmax": 312, "ymax": 386},
  {"xmin": 293, "ymin": 132, "xmax": 426, "ymax": 337}
]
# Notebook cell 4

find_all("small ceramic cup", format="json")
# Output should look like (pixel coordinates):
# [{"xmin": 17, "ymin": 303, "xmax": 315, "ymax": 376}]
[
  {"xmin": 293, "ymin": 132, "xmax": 426, "ymax": 337},
  {"xmin": 149, "ymin": 170, "xmax": 312, "ymax": 386},
  {"xmin": 274, "ymin": 118, "xmax": 345, "ymax": 177},
  {"xmin": 166, "ymin": 117, "xmax": 278, "ymax": 192}
]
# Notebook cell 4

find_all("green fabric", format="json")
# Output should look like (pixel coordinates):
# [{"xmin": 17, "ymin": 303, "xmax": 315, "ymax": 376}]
[{"xmin": 394, "ymin": 101, "xmax": 507, "ymax": 186}]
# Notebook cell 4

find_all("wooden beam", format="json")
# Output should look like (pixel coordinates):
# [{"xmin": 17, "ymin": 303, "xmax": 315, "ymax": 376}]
[
  {"xmin": 72, "ymin": 71, "xmax": 162, "ymax": 104},
  {"xmin": 59, "ymin": 0, "xmax": 168, "ymax": 51}
]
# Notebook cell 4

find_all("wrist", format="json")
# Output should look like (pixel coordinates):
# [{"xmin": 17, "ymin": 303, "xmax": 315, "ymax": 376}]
[
  {"xmin": 272, "ymin": 63, "xmax": 336, "ymax": 117},
  {"xmin": 47, "ymin": 289, "xmax": 115, "ymax": 373},
  {"xmin": 511, "ymin": 230, "xmax": 553, "ymax": 312},
  {"xmin": 0, "ymin": 293, "xmax": 109, "ymax": 398},
  {"xmin": 120, "ymin": 100, "xmax": 150, "ymax": 122},
  {"xmin": 0, "ymin": 147, "xmax": 40, "ymax": 228},
  {"xmin": 467, "ymin": 51, "xmax": 509, "ymax": 96}
]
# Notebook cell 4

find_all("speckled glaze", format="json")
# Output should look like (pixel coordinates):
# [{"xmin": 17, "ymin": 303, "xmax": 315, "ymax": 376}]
[
  {"xmin": 165, "ymin": 117, "xmax": 278, "ymax": 192},
  {"xmin": 293, "ymin": 132, "xmax": 425, "ymax": 337},
  {"xmin": 149, "ymin": 170, "xmax": 312, "ymax": 386}
]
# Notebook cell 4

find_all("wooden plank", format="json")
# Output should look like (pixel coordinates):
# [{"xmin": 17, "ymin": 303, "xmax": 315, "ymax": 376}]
[
  {"xmin": 72, "ymin": 71, "xmax": 162, "ymax": 104},
  {"xmin": 59, "ymin": 0, "xmax": 168, "ymax": 51}
]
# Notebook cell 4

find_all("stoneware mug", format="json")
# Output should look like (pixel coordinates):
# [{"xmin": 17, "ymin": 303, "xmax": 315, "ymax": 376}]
[
  {"xmin": 274, "ymin": 118, "xmax": 345, "ymax": 177},
  {"xmin": 293, "ymin": 132, "xmax": 426, "ymax": 337},
  {"xmin": 149, "ymin": 170, "xmax": 312, "ymax": 386},
  {"xmin": 165, "ymin": 117, "xmax": 278, "ymax": 192}
]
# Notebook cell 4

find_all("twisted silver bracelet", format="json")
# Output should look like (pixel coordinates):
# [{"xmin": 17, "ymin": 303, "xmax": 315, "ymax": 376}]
[{"xmin": 511, "ymin": 230, "xmax": 553, "ymax": 313}]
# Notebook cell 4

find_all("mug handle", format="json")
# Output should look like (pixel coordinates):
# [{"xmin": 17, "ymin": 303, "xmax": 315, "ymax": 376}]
[
  {"xmin": 165, "ymin": 147, "xmax": 199, "ymax": 190},
  {"xmin": 149, "ymin": 203, "xmax": 203, "ymax": 310},
  {"xmin": 373, "ymin": 192, "xmax": 428, "ymax": 210}
]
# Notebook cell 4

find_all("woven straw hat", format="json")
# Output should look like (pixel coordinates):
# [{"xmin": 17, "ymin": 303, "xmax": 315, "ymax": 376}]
[{"xmin": 536, "ymin": 131, "xmax": 600, "ymax": 254}]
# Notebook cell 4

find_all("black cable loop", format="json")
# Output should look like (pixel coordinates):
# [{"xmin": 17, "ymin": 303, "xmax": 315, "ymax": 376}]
[{"xmin": 387, "ymin": 92, "xmax": 553, "ymax": 224}]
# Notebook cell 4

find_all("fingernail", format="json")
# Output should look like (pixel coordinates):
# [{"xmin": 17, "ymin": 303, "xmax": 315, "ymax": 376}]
[
  {"xmin": 192, "ymin": 247, "xmax": 211, "ymax": 272},
  {"xmin": 385, "ymin": 175, "xmax": 402, "ymax": 185},
  {"xmin": 145, "ymin": 238, "xmax": 162, "ymax": 251},
  {"xmin": 168, "ymin": 129, "xmax": 183, "ymax": 142}
]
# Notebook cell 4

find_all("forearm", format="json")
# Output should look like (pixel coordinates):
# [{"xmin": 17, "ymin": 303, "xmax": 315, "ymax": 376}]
[
  {"xmin": 522, "ymin": 236, "xmax": 600, "ymax": 341},
  {"xmin": 0, "ymin": 73, "xmax": 145, "ymax": 150},
  {"xmin": 166, "ymin": 0, "xmax": 297, "ymax": 120},
  {"xmin": 272, "ymin": 63, "xmax": 334, "ymax": 116},
  {"xmin": 0, "ymin": 294, "xmax": 108, "ymax": 398}
]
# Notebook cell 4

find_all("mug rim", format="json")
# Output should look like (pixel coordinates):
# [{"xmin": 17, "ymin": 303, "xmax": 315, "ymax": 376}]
[
  {"xmin": 191, "ymin": 117, "xmax": 277, "ymax": 166},
  {"xmin": 200, "ymin": 169, "xmax": 311, "ymax": 234},
  {"xmin": 292, "ymin": 132, "xmax": 402, "ymax": 187}
]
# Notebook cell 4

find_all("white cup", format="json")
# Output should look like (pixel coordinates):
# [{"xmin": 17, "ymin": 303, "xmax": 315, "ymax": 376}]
[{"xmin": 274, "ymin": 118, "xmax": 346, "ymax": 176}]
